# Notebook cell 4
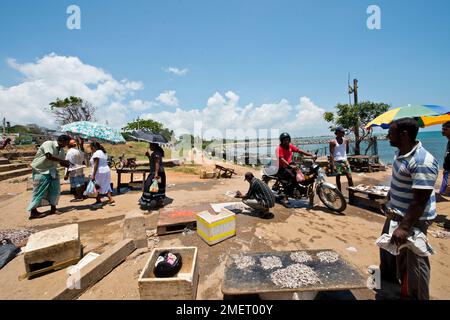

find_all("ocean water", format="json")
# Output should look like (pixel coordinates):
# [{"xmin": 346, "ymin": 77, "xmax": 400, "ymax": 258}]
[
  {"xmin": 231, "ymin": 130, "xmax": 447, "ymax": 167},
  {"xmin": 376, "ymin": 131, "xmax": 447, "ymax": 166}
]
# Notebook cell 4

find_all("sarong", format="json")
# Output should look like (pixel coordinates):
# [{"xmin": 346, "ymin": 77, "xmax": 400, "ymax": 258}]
[
  {"xmin": 139, "ymin": 171, "xmax": 166, "ymax": 207},
  {"xmin": 27, "ymin": 170, "xmax": 60, "ymax": 211}
]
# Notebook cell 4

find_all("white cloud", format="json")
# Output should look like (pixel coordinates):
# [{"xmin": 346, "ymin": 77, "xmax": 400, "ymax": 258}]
[
  {"xmin": 128, "ymin": 99, "xmax": 157, "ymax": 111},
  {"xmin": 141, "ymin": 91, "xmax": 329, "ymax": 139},
  {"xmin": 0, "ymin": 53, "xmax": 145, "ymax": 129},
  {"xmin": 163, "ymin": 67, "xmax": 188, "ymax": 76},
  {"xmin": 156, "ymin": 90, "xmax": 179, "ymax": 107},
  {"xmin": 207, "ymin": 92, "xmax": 226, "ymax": 107}
]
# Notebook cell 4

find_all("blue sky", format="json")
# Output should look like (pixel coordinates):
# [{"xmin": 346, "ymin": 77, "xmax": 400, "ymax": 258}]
[{"xmin": 0, "ymin": 0, "xmax": 449, "ymax": 137}]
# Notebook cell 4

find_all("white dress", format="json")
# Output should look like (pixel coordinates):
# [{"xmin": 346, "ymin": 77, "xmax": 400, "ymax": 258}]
[{"xmin": 90, "ymin": 150, "xmax": 112, "ymax": 194}]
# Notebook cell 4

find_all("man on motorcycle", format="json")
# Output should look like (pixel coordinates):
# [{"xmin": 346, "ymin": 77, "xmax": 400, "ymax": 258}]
[{"xmin": 276, "ymin": 132, "xmax": 314, "ymax": 207}]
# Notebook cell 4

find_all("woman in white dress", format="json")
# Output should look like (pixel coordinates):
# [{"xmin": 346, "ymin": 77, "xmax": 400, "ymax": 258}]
[{"xmin": 89, "ymin": 141, "xmax": 115, "ymax": 207}]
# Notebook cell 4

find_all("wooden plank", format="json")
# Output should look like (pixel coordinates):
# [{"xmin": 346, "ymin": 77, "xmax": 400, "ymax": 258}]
[
  {"xmin": 222, "ymin": 250, "xmax": 367, "ymax": 296},
  {"xmin": 52, "ymin": 239, "xmax": 136, "ymax": 300},
  {"xmin": 351, "ymin": 195, "xmax": 383, "ymax": 210},
  {"xmin": 347, "ymin": 187, "xmax": 388, "ymax": 198},
  {"xmin": 19, "ymin": 257, "xmax": 81, "ymax": 280}
]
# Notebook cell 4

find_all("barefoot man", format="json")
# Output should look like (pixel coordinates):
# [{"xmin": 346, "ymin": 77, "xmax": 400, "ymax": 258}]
[{"xmin": 27, "ymin": 135, "xmax": 71, "ymax": 219}]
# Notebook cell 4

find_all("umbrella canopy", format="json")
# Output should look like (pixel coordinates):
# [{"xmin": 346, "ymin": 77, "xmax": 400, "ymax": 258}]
[
  {"xmin": 128, "ymin": 130, "xmax": 169, "ymax": 144},
  {"xmin": 366, "ymin": 105, "xmax": 449, "ymax": 129},
  {"xmin": 61, "ymin": 121, "xmax": 126, "ymax": 144}
]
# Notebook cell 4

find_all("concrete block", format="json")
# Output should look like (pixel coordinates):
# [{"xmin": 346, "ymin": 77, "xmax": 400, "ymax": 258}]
[
  {"xmin": 138, "ymin": 247, "xmax": 198, "ymax": 300},
  {"xmin": 53, "ymin": 239, "xmax": 136, "ymax": 300},
  {"xmin": 123, "ymin": 211, "xmax": 148, "ymax": 248},
  {"xmin": 24, "ymin": 224, "xmax": 81, "ymax": 273}
]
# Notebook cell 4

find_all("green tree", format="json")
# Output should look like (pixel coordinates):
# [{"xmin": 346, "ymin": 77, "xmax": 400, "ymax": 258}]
[
  {"xmin": 123, "ymin": 118, "xmax": 174, "ymax": 141},
  {"xmin": 49, "ymin": 96, "xmax": 96, "ymax": 125},
  {"xmin": 323, "ymin": 101, "xmax": 390, "ymax": 155}
]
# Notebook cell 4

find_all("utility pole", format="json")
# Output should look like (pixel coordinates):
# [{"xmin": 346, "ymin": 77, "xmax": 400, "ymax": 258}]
[{"xmin": 348, "ymin": 78, "xmax": 361, "ymax": 155}]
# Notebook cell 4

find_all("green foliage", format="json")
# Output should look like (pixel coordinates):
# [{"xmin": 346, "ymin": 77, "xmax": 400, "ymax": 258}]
[
  {"xmin": 9, "ymin": 124, "xmax": 46, "ymax": 135},
  {"xmin": 323, "ymin": 101, "xmax": 390, "ymax": 154},
  {"xmin": 14, "ymin": 135, "xmax": 33, "ymax": 145},
  {"xmin": 323, "ymin": 112, "xmax": 335, "ymax": 123},
  {"xmin": 49, "ymin": 96, "xmax": 96, "ymax": 125},
  {"xmin": 123, "ymin": 119, "xmax": 174, "ymax": 141}
]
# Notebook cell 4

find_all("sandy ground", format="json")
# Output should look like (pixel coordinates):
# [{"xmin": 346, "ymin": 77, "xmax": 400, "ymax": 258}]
[{"xmin": 0, "ymin": 164, "xmax": 449, "ymax": 300}]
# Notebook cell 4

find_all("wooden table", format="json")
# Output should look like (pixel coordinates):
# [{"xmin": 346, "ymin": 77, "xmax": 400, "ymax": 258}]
[
  {"xmin": 215, "ymin": 164, "xmax": 236, "ymax": 178},
  {"xmin": 347, "ymin": 185, "xmax": 389, "ymax": 212},
  {"xmin": 222, "ymin": 249, "xmax": 367, "ymax": 300},
  {"xmin": 347, "ymin": 155, "xmax": 372, "ymax": 172},
  {"xmin": 116, "ymin": 168, "xmax": 151, "ymax": 194}
]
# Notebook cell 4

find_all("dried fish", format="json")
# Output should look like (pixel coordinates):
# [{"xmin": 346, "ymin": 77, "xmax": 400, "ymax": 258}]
[
  {"xmin": 0, "ymin": 228, "xmax": 36, "ymax": 246},
  {"xmin": 290, "ymin": 251, "xmax": 312, "ymax": 263},
  {"xmin": 270, "ymin": 264, "xmax": 322, "ymax": 288},
  {"xmin": 430, "ymin": 230, "xmax": 450, "ymax": 239},
  {"xmin": 316, "ymin": 251, "xmax": 339, "ymax": 263},
  {"xmin": 231, "ymin": 254, "xmax": 255, "ymax": 270},
  {"xmin": 260, "ymin": 256, "xmax": 283, "ymax": 270}
]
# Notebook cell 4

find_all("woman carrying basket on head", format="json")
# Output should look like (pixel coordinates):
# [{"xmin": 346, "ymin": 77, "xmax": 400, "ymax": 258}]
[{"xmin": 139, "ymin": 142, "xmax": 166, "ymax": 209}]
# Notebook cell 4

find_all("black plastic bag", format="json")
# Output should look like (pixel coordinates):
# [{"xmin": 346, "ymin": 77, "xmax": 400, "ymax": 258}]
[
  {"xmin": 153, "ymin": 251, "xmax": 182, "ymax": 278},
  {"xmin": 0, "ymin": 239, "xmax": 20, "ymax": 269}
]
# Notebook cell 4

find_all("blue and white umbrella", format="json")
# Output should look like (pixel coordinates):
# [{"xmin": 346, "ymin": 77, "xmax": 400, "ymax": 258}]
[{"xmin": 61, "ymin": 121, "xmax": 126, "ymax": 144}]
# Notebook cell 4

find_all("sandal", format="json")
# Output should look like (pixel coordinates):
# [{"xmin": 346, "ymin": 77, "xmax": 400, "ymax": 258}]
[
  {"xmin": 29, "ymin": 212, "xmax": 47, "ymax": 220},
  {"xmin": 281, "ymin": 199, "xmax": 292, "ymax": 208},
  {"xmin": 92, "ymin": 202, "xmax": 103, "ymax": 209},
  {"xmin": 108, "ymin": 201, "xmax": 116, "ymax": 206}
]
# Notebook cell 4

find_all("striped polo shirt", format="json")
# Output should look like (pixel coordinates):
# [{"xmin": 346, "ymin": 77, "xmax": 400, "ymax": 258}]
[{"xmin": 387, "ymin": 141, "xmax": 438, "ymax": 220}]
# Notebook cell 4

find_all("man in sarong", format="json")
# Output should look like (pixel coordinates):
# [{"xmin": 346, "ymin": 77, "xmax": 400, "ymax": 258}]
[{"xmin": 27, "ymin": 135, "xmax": 71, "ymax": 219}]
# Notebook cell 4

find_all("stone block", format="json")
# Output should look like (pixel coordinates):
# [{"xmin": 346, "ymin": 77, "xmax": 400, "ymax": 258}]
[
  {"xmin": 23, "ymin": 224, "xmax": 81, "ymax": 273},
  {"xmin": 123, "ymin": 211, "xmax": 147, "ymax": 248}
]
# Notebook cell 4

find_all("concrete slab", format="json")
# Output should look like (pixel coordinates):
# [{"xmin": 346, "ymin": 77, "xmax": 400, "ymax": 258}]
[
  {"xmin": 53, "ymin": 239, "xmax": 136, "ymax": 300},
  {"xmin": 24, "ymin": 224, "xmax": 81, "ymax": 273}
]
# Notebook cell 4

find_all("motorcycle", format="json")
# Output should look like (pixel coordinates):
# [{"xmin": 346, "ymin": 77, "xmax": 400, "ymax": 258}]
[
  {"xmin": 107, "ymin": 155, "xmax": 116, "ymax": 168},
  {"xmin": 262, "ymin": 159, "xmax": 347, "ymax": 213},
  {"xmin": 114, "ymin": 153, "xmax": 138, "ymax": 170}
]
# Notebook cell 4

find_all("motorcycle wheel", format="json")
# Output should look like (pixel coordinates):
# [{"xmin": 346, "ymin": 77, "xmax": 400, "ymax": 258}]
[
  {"xmin": 115, "ymin": 162, "xmax": 124, "ymax": 170},
  {"xmin": 317, "ymin": 184, "xmax": 347, "ymax": 212}
]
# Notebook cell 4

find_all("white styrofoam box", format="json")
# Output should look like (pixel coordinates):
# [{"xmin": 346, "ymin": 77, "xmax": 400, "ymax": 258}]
[{"xmin": 196, "ymin": 210, "xmax": 236, "ymax": 245}]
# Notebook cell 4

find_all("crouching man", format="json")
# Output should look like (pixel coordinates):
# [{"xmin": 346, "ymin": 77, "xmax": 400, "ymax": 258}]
[{"xmin": 236, "ymin": 172, "xmax": 275, "ymax": 218}]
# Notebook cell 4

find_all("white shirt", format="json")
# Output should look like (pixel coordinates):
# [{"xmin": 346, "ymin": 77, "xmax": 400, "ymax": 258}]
[
  {"xmin": 90, "ymin": 150, "xmax": 110, "ymax": 174},
  {"xmin": 65, "ymin": 148, "xmax": 85, "ymax": 177},
  {"xmin": 332, "ymin": 138, "xmax": 347, "ymax": 161}
]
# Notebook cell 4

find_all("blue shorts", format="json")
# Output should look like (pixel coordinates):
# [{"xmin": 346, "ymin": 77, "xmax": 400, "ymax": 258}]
[
  {"xmin": 70, "ymin": 175, "xmax": 85, "ymax": 189},
  {"xmin": 440, "ymin": 171, "xmax": 449, "ymax": 195}
]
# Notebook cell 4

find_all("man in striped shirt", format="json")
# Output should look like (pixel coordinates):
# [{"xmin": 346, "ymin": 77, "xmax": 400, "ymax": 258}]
[
  {"xmin": 236, "ymin": 172, "xmax": 275, "ymax": 218},
  {"xmin": 380, "ymin": 118, "xmax": 438, "ymax": 300}
]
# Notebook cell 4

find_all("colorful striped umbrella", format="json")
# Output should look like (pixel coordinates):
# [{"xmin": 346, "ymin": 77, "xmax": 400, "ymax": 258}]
[
  {"xmin": 61, "ymin": 121, "xmax": 126, "ymax": 144},
  {"xmin": 366, "ymin": 104, "xmax": 449, "ymax": 129}
]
